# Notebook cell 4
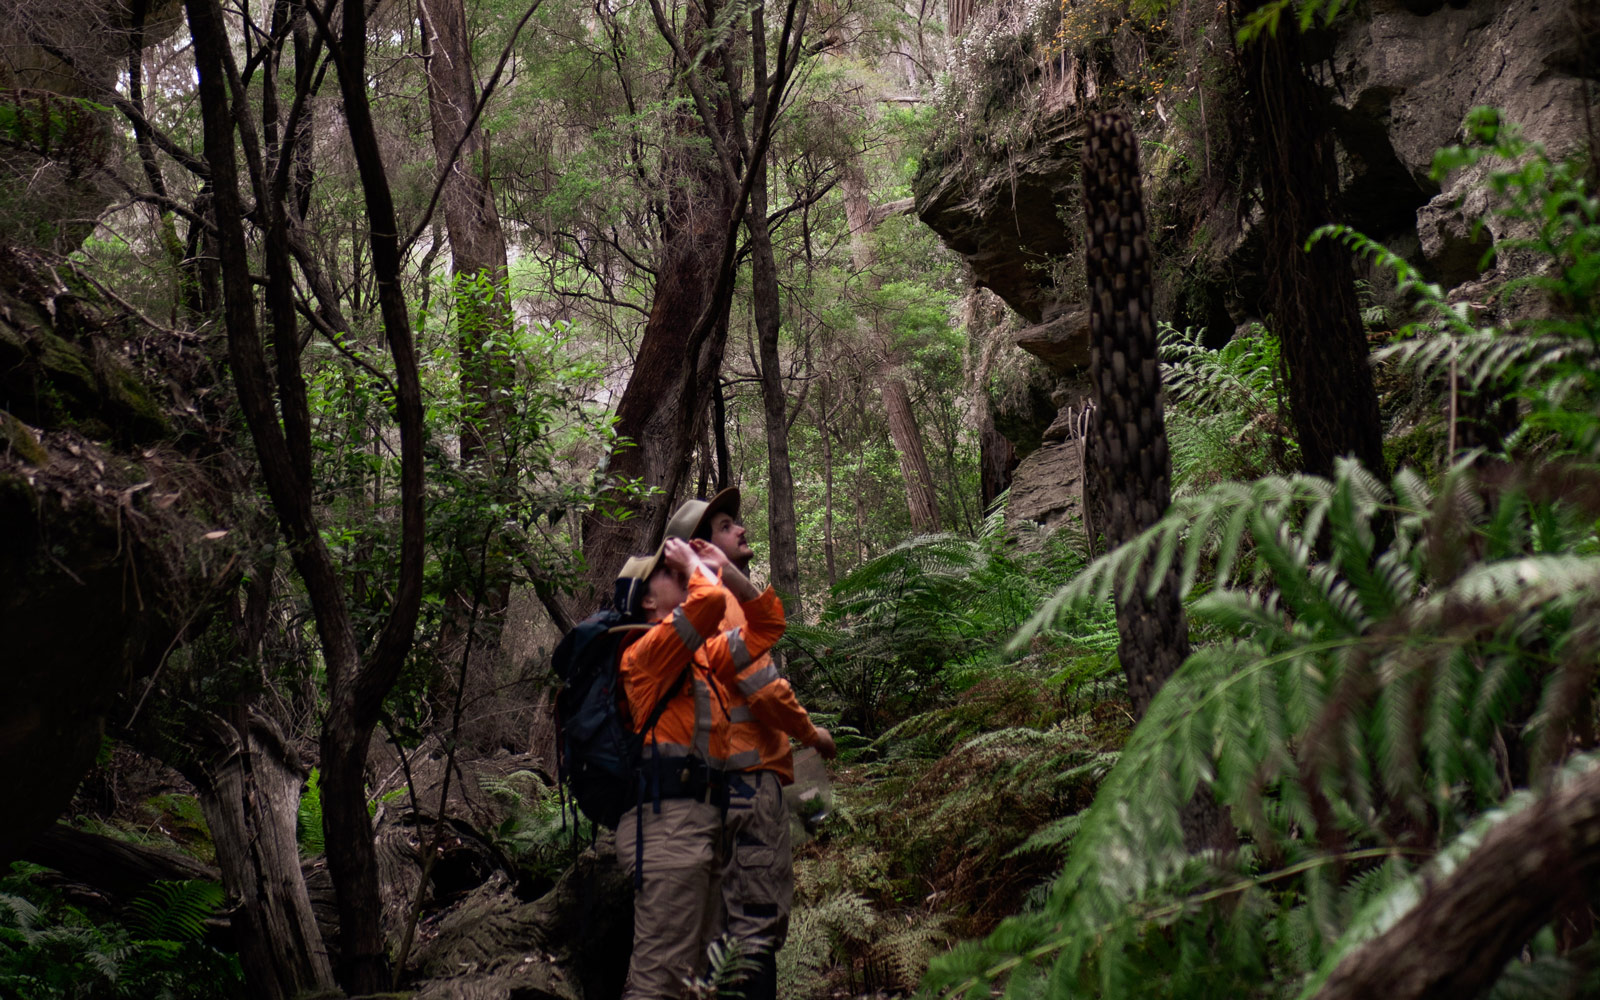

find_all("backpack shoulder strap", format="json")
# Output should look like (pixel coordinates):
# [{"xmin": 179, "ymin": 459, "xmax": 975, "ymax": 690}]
[{"xmin": 637, "ymin": 661, "xmax": 694, "ymax": 741}]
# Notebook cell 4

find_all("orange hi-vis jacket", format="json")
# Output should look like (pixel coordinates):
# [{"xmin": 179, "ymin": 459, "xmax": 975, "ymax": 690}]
[
  {"xmin": 619, "ymin": 570, "xmax": 788, "ymax": 772},
  {"xmin": 718, "ymin": 594, "xmax": 819, "ymax": 785}
]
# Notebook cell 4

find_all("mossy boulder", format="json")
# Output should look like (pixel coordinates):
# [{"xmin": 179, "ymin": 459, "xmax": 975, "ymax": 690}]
[
  {"xmin": 0, "ymin": 247, "xmax": 224, "ymax": 863},
  {"xmin": 0, "ymin": 410, "xmax": 47, "ymax": 464},
  {"xmin": 0, "ymin": 250, "xmax": 170, "ymax": 443}
]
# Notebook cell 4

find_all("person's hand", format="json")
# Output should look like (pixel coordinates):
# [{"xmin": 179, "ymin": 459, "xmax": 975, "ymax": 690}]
[
  {"xmin": 660, "ymin": 537, "xmax": 695, "ymax": 576},
  {"xmin": 666, "ymin": 536, "xmax": 717, "ymax": 583},
  {"xmin": 810, "ymin": 727, "xmax": 837, "ymax": 760},
  {"xmin": 690, "ymin": 538, "xmax": 729, "ymax": 572}
]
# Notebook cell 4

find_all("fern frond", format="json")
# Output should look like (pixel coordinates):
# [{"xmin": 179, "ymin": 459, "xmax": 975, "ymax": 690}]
[{"xmin": 125, "ymin": 881, "xmax": 224, "ymax": 943}]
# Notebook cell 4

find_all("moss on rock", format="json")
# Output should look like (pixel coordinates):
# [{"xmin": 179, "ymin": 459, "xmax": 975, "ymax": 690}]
[{"xmin": 0, "ymin": 411, "xmax": 48, "ymax": 465}]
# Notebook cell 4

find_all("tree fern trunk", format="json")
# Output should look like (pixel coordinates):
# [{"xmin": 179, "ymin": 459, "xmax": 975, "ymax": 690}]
[
  {"xmin": 1084, "ymin": 111, "xmax": 1232, "ymax": 852},
  {"xmin": 1082, "ymin": 111, "xmax": 1189, "ymax": 718}
]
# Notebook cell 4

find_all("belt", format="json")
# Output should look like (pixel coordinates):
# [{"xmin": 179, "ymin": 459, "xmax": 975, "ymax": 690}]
[{"xmin": 646, "ymin": 755, "xmax": 730, "ymax": 807}]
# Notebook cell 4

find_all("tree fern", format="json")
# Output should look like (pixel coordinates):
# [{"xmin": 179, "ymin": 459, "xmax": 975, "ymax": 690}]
[{"xmin": 924, "ymin": 454, "xmax": 1600, "ymax": 999}]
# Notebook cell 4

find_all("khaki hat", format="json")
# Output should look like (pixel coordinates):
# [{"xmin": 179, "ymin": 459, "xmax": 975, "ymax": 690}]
[
  {"xmin": 614, "ymin": 541, "xmax": 669, "ymax": 617},
  {"xmin": 665, "ymin": 486, "xmax": 741, "ymax": 542}
]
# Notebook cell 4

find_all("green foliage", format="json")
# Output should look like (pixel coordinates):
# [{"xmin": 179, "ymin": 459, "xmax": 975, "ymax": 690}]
[
  {"xmin": 926, "ymin": 451, "xmax": 1600, "ymax": 997},
  {"xmin": 917, "ymin": 118, "xmax": 1600, "ymax": 999},
  {"xmin": 297, "ymin": 768, "xmax": 324, "ymax": 855},
  {"xmin": 788, "ymin": 515, "xmax": 1111, "ymax": 735},
  {"xmin": 1162, "ymin": 323, "xmax": 1298, "ymax": 489},
  {"xmin": 781, "ymin": 890, "xmax": 881, "ymax": 998},
  {"xmin": 0, "ymin": 866, "xmax": 241, "ymax": 1000},
  {"xmin": 477, "ymin": 770, "xmax": 592, "ymax": 886},
  {"xmin": 0, "ymin": 92, "xmax": 110, "ymax": 156},
  {"xmin": 123, "ymin": 882, "xmax": 225, "ymax": 947},
  {"xmin": 1235, "ymin": 1, "xmax": 1354, "ymax": 44},
  {"xmin": 786, "ymin": 681, "xmax": 1122, "ymax": 1000}
]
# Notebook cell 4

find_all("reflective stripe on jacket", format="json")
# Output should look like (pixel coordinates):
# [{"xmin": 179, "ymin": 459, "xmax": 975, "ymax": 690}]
[
  {"xmin": 619, "ymin": 571, "xmax": 791, "ymax": 773},
  {"xmin": 718, "ymin": 591, "xmax": 818, "ymax": 785}
]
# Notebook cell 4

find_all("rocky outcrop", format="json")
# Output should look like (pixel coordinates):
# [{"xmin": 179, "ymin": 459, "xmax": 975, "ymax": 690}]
[
  {"xmin": 914, "ymin": 113, "xmax": 1088, "ymax": 327},
  {"xmin": 919, "ymin": 0, "xmax": 1597, "ymax": 537},
  {"xmin": 0, "ymin": 247, "xmax": 227, "ymax": 863},
  {"xmin": 1330, "ymin": 0, "xmax": 1599, "ymax": 286},
  {"xmin": 916, "ymin": 116, "xmax": 1092, "ymax": 534}
]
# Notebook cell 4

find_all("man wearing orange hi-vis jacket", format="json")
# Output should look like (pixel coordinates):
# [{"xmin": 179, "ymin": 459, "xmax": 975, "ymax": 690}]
[
  {"xmin": 665, "ymin": 489, "xmax": 837, "ymax": 1000},
  {"xmin": 611, "ymin": 535, "xmax": 789, "ymax": 1000}
]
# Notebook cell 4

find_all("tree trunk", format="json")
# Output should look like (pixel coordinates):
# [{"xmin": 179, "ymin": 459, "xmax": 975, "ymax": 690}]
[
  {"xmin": 854, "ymin": 442, "xmax": 870, "ymax": 564},
  {"xmin": 818, "ymin": 383, "xmax": 838, "ymax": 586},
  {"xmin": 1235, "ymin": 1, "xmax": 1387, "ymax": 480},
  {"xmin": 883, "ymin": 375, "xmax": 942, "ymax": 533},
  {"xmin": 748, "ymin": 114, "xmax": 802, "ymax": 615},
  {"xmin": 1310, "ymin": 761, "xmax": 1600, "ymax": 1000},
  {"xmin": 979, "ymin": 404, "xmax": 1017, "ymax": 513},
  {"xmin": 24, "ymin": 824, "xmax": 217, "ymax": 897},
  {"xmin": 187, "ymin": 0, "xmax": 428, "ymax": 991},
  {"xmin": 578, "ymin": 5, "xmax": 739, "ymax": 605},
  {"xmin": 1084, "ymin": 112, "xmax": 1231, "ymax": 853},
  {"xmin": 420, "ymin": 0, "xmax": 512, "ymax": 467},
  {"xmin": 195, "ymin": 710, "xmax": 337, "ymax": 1000},
  {"xmin": 420, "ymin": 0, "xmax": 515, "ymax": 701},
  {"xmin": 842, "ymin": 161, "xmax": 942, "ymax": 534}
]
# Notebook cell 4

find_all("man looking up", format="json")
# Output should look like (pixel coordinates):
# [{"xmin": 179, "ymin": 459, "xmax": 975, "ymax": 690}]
[
  {"xmin": 613, "ymin": 537, "xmax": 788, "ymax": 1000},
  {"xmin": 665, "ymin": 489, "xmax": 836, "ymax": 1000}
]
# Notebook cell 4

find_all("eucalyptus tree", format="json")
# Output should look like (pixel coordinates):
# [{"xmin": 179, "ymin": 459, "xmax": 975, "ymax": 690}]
[{"xmin": 577, "ymin": 0, "xmax": 815, "ymax": 602}]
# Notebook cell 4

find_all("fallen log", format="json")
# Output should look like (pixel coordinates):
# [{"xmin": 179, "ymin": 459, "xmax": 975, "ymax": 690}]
[
  {"xmin": 411, "ymin": 838, "xmax": 633, "ymax": 1000},
  {"xmin": 23, "ymin": 822, "xmax": 217, "ymax": 900},
  {"xmin": 1310, "ymin": 761, "xmax": 1600, "ymax": 1000}
]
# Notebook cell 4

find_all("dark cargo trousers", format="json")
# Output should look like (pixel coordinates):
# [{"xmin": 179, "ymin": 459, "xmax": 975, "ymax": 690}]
[
  {"xmin": 617, "ymin": 797, "xmax": 724, "ymax": 1000},
  {"xmin": 718, "ymin": 770, "xmax": 792, "ymax": 999}
]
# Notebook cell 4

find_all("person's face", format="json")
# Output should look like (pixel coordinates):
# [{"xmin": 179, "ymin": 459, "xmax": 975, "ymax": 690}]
[
  {"xmin": 640, "ymin": 566, "xmax": 688, "ymax": 620},
  {"xmin": 708, "ymin": 512, "xmax": 753, "ymax": 565}
]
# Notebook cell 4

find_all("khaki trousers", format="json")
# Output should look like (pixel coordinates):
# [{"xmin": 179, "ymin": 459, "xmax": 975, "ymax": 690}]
[
  {"xmin": 616, "ymin": 797, "xmax": 724, "ymax": 1000},
  {"xmin": 719, "ymin": 770, "xmax": 793, "ymax": 951}
]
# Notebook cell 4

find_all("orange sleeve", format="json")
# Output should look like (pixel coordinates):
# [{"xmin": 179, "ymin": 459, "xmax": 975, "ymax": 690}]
[
  {"xmin": 620, "ymin": 573, "xmax": 726, "ymax": 727},
  {"xmin": 702, "ymin": 587, "xmax": 785, "ymax": 688},
  {"xmin": 737, "ymin": 587, "xmax": 786, "ymax": 659},
  {"xmin": 746, "ymin": 673, "xmax": 820, "ymax": 746},
  {"xmin": 726, "ymin": 589, "xmax": 820, "ymax": 745}
]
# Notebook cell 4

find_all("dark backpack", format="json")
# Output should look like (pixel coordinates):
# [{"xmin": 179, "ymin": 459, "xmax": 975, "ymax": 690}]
[{"xmin": 552, "ymin": 609, "xmax": 686, "ymax": 829}]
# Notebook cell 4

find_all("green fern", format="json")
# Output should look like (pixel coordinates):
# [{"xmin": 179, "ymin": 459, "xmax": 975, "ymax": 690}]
[
  {"xmin": 124, "ymin": 881, "xmax": 224, "ymax": 945},
  {"xmin": 1161, "ymin": 323, "xmax": 1297, "ymax": 488},
  {"xmin": 297, "ymin": 768, "xmax": 324, "ymax": 855},
  {"xmin": 0, "ymin": 864, "xmax": 242, "ymax": 999},
  {"xmin": 924, "ymin": 453, "xmax": 1600, "ymax": 999},
  {"xmin": 872, "ymin": 912, "xmax": 955, "ymax": 992},
  {"xmin": 790, "ymin": 521, "xmax": 1113, "ymax": 736}
]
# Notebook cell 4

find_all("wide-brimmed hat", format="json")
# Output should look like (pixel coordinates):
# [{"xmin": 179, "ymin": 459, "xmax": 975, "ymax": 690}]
[
  {"xmin": 613, "ymin": 540, "xmax": 670, "ymax": 617},
  {"xmin": 665, "ymin": 486, "xmax": 741, "ymax": 542}
]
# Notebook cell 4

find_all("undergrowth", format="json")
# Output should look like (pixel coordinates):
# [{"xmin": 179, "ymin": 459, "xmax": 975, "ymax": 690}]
[
  {"xmin": 0, "ymin": 865, "xmax": 242, "ymax": 1000},
  {"xmin": 783, "ymin": 515, "xmax": 1129, "ymax": 998}
]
